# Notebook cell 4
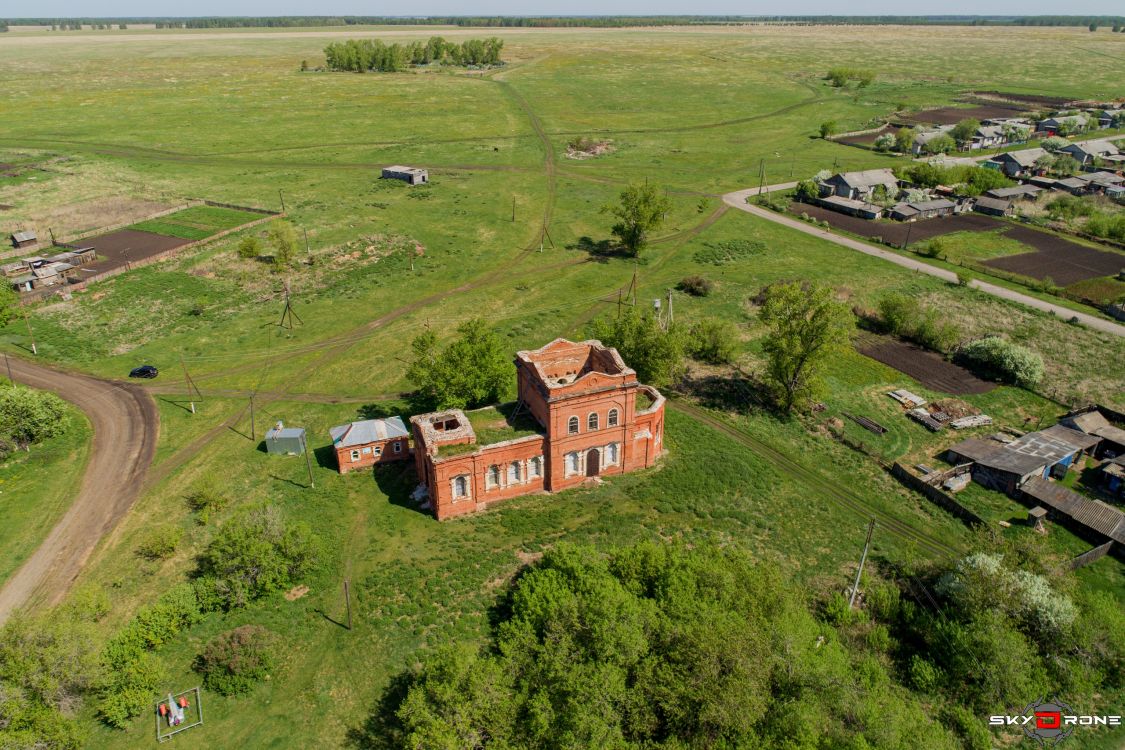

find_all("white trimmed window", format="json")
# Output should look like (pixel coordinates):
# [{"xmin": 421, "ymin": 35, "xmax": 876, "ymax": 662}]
[
  {"xmin": 529, "ymin": 456, "xmax": 543, "ymax": 478},
  {"xmin": 487, "ymin": 465, "xmax": 501, "ymax": 489},
  {"xmin": 568, "ymin": 416, "xmax": 579, "ymax": 435},
  {"xmin": 565, "ymin": 451, "xmax": 580, "ymax": 477},
  {"xmin": 606, "ymin": 442, "xmax": 619, "ymax": 466},
  {"xmin": 588, "ymin": 412, "xmax": 599, "ymax": 431},
  {"xmin": 607, "ymin": 408, "xmax": 619, "ymax": 427},
  {"xmin": 350, "ymin": 449, "xmax": 360, "ymax": 462},
  {"xmin": 362, "ymin": 446, "xmax": 372, "ymax": 455},
  {"xmin": 374, "ymin": 445, "xmax": 382, "ymax": 456},
  {"xmin": 393, "ymin": 441, "xmax": 402, "ymax": 453},
  {"xmin": 508, "ymin": 461, "xmax": 521, "ymax": 483},
  {"xmin": 452, "ymin": 475, "xmax": 469, "ymax": 500}
]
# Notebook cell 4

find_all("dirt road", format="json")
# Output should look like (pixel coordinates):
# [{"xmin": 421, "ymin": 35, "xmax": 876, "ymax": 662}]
[
  {"xmin": 0, "ymin": 357, "xmax": 158, "ymax": 624},
  {"xmin": 723, "ymin": 188, "xmax": 1125, "ymax": 339}
]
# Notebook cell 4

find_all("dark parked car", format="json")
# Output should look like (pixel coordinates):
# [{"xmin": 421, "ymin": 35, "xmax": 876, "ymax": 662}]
[{"xmin": 129, "ymin": 365, "xmax": 158, "ymax": 379}]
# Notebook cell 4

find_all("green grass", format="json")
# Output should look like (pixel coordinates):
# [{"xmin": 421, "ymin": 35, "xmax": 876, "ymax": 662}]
[
  {"xmin": 0, "ymin": 24, "xmax": 1123, "ymax": 749},
  {"xmin": 130, "ymin": 205, "xmax": 265, "ymax": 241},
  {"xmin": 0, "ymin": 397, "xmax": 90, "ymax": 586},
  {"xmin": 928, "ymin": 228, "xmax": 1033, "ymax": 265}
]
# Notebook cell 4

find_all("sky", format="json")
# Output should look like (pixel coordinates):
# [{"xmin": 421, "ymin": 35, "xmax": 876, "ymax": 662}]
[{"xmin": 3, "ymin": 2, "xmax": 1124, "ymax": 18}]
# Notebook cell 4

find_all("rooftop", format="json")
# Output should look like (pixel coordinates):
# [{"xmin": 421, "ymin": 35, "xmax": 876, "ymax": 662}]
[
  {"xmin": 830, "ymin": 168, "xmax": 898, "ymax": 189},
  {"xmin": 329, "ymin": 416, "xmax": 409, "ymax": 448},
  {"xmin": 426, "ymin": 403, "xmax": 544, "ymax": 458},
  {"xmin": 516, "ymin": 338, "xmax": 634, "ymax": 390}
]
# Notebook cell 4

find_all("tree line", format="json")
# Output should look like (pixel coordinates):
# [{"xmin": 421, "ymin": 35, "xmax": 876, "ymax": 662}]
[{"xmin": 323, "ymin": 36, "xmax": 503, "ymax": 72}]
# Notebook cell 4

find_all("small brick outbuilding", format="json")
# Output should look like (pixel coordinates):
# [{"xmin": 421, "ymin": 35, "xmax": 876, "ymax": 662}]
[{"xmin": 329, "ymin": 416, "xmax": 411, "ymax": 473}]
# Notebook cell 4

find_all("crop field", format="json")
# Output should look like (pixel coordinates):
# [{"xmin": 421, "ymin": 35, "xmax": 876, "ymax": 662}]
[
  {"xmin": 857, "ymin": 334, "xmax": 996, "ymax": 395},
  {"xmin": 0, "ymin": 22, "xmax": 1123, "ymax": 750}
]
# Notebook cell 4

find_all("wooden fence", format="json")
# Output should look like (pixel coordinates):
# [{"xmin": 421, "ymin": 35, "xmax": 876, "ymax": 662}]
[
  {"xmin": 1061, "ymin": 540, "xmax": 1115, "ymax": 571},
  {"xmin": 891, "ymin": 462, "xmax": 985, "ymax": 527}
]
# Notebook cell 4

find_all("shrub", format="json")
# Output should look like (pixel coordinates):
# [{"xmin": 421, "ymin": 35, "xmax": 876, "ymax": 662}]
[
  {"xmin": 876, "ymin": 293, "xmax": 921, "ymax": 335},
  {"xmin": 677, "ymin": 275, "xmax": 713, "ymax": 297},
  {"xmin": 186, "ymin": 485, "xmax": 228, "ymax": 524},
  {"xmin": 237, "ymin": 235, "xmax": 262, "ymax": 259},
  {"xmin": 135, "ymin": 526, "xmax": 182, "ymax": 561},
  {"xmin": 687, "ymin": 318, "xmax": 739, "ymax": 365},
  {"xmin": 194, "ymin": 625, "xmax": 279, "ymax": 696},
  {"xmin": 197, "ymin": 505, "xmax": 320, "ymax": 610},
  {"xmin": 909, "ymin": 655, "xmax": 942, "ymax": 693},
  {"xmin": 917, "ymin": 237, "xmax": 944, "ymax": 258},
  {"xmin": 956, "ymin": 336, "xmax": 1044, "ymax": 387},
  {"xmin": 873, "ymin": 133, "xmax": 895, "ymax": 152},
  {"xmin": 0, "ymin": 385, "xmax": 68, "ymax": 449}
]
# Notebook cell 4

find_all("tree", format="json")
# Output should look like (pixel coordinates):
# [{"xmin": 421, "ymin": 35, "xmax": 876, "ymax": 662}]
[
  {"xmin": 758, "ymin": 282, "xmax": 854, "ymax": 412},
  {"xmin": 196, "ymin": 505, "xmax": 320, "ymax": 609},
  {"xmin": 588, "ymin": 306, "xmax": 685, "ymax": 387},
  {"xmin": 1052, "ymin": 154, "xmax": 1080, "ymax": 176},
  {"xmin": 819, "ymin": 120, "xmax": 838, "ymax": 139},
  {"xmin": 603, "ymin": 182, "xmax": 672, "ymax": 257},
  {"xmin": 895, "ymin": 126, "xmax": 916, "ymax": 153},
  {"xmin": 926, "ymin": 133, "xmax": 956, "ymax": 154},
  {"xmin": 0, "ymin": 385, "xmax": 68, "ymax": 449},
  {"xmin": 1089, "ymin": 22, "xmax": 1098, "ymax": 31},
  {"xmin": 951, "ymin": 118, "xmax": 980, "ymax": 146},
  {"xmin": 268, "ymin": 221, "xmax": 299, "ymax": 269},
  {"xmin": 794, "ymin": 178, "xmax": 820, "ymax": 203},
  {"xmin": 1041, "ymin": 135, "xmax": 1069, "ymax": 152},
  {"xmin": 0, "ymin": 283, "xmax": 18, "ymax": 328},
  {"xmin": 406, "ymin": 319, "xmax": 511, "ymax": 410},
  {"xmin": 873, "ymin": 132, "xmax": 895, "ymax": 152}
]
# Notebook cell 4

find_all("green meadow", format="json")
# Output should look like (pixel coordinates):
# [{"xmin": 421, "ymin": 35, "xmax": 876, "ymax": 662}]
[{"xmin": 0, "ymin": 22, "xmax": 1123, "ymax": 749}]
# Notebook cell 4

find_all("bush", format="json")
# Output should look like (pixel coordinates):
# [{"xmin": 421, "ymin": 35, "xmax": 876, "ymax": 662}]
[
  {"xmin": 197, "ymin": 505, "xmax": 320, "ymax": 610},
  {"xmin": 135, "ymin": 526, "xmax": 182, "ymax": 561},
  {"xmin": 955, "ymin": 336, "xmax": 1044, "ymax": 387},
  {"xmin": 186, "ymin": 485, "xmax": 228, "ymax": 524},
  {"xmin": 909, "ymin": 655, "xmax": 942, "ymax": 693},
  {"xmin": 687, "ymin": 318, "xmax": 739, "ymax": 365},
  {"xmin": 677, "ymin": 275, "xmax": 713, "ymax": 297},
  {"xmin": 237, "ymin": 235, "xmax": 261, "ymax": 259},
  {"xmin": 194, "ymin": 625, "xmax": 278, "ymax": 695},
  {"xmin": 0, "ymin": 385, "xmax": 68, "ymax": 449}
]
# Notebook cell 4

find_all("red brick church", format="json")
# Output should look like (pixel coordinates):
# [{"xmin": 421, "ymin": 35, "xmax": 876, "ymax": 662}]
[{"xmin": 409, "ymin": 338, "xmax": 666, "ymax": 520}]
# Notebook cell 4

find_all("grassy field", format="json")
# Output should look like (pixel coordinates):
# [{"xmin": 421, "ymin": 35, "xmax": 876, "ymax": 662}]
[
  {"xmin": 129, "ymin": 205, "xmax": 267, "ymax": 240},
  {"xmin": 0, "ymin": 23, "xmax": 1123, "ymax": 749},
  {"xmin": 0, "ymin": 396, "xmax": 90, "ymax": 587}
]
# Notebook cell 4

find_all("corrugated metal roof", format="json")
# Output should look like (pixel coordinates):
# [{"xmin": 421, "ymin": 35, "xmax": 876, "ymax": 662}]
[
  {"xmin": 329, "ymin": 416, "xmax": 409, "ymax": 447},
  {"xmin": 1022, "ymin": 477, "xmax": 1125, "ymax": 543},
  {"xmin": 11, "ymin": 231, "xmax": 36, "ymax": 243}
]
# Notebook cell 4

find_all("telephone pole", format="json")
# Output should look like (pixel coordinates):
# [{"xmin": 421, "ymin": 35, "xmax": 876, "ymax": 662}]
[
  {"xmin": 23, "ymin": 310, "xmax": 37, "ymax": 355},
  {"xmin": 249, "ymin": 395, "xmax": 256, "ymax": 442},
  {"xmin": 278, "ymin": 281, "xmax": 303, "ymax": 330},
  {"xmin": 666, "ymin": 289, "xmax": 673, "ymax": 326},
  {"xmin": 180, "ymin": 356, "xmax": 202, "ymax": 414},
  {"xmin": 849, "ymin": 519, "xmax": 877, "ymax": 609},
  {"xmin": 4, "ymin": 353, "xmax": 13, "ymax": 383},
  {"xmin": 302, "ymin": 432, "xmax": 314, "ymax": 488},
  {"xmin": 344, "ymin": 580, "xmax": 353, "ymax": 630},
  {"xmin": 757, "ymin": 158, "xmax": 766, "ymax": 195},
  {"xmin": 278, "ymin": 189, "xmax": 286, "ymax": 213}
]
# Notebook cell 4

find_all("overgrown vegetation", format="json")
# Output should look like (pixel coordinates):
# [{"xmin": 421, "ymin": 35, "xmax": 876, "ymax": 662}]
[
  {"xmin": 407, "ymin": 319, "xmax": 512, "ymax": 410},
  {"xmin": 604, "ymin": 182, "xmax": 672, "ymax": 257},
  {"xmin": 194, "ymin": 625, "xmax": 279, "ymax": 696},
  {"xmin": 955, "ymin": 336, "xmax": 1045, "ymax": 387},
  {"xmin": 0, "ymin": 384, "xmax": 68, "ymax": 454},
  {"xmin": 588, "ymin": 306, "xmax": 685, "ymax": 387},
  {"xmin": 874, "ymin": 292, "xmax": 962, "ymax": 352},
  {"xmin": 825, "ymin": 67, "xmax": 874, "ymax": 88},
  {"xmin": 323, "ymin": 36, "xmax": 503, "ymax": 72}
]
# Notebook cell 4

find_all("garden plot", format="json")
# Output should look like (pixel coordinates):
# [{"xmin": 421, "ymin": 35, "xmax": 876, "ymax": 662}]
[
  {"xmin": 858, "ymin": 335, "xmax": 996, "ymax": 395},
  {"xmin": 983, "ymin": 226, "xmax": 1125, "ymax": 286}
]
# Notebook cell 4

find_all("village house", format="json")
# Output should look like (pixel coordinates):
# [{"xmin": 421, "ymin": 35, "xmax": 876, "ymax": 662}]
[
  {"xmin": 1060, "ymin": 408, "xmax": 1125, "ymax": 459},
  {"xmin": 1037, "ymin": 114, "xmax": 1088, "ymax": 135},
  {"xmin": 1096, "ymin": 109, "xmax": 1122, "ymax": 129},
  {"xmin": 972, "ymin": 196, "xmax": 1013, "ymax": 217},
  {"xmin": 1073, "ymin": 171, "xmax": 1125, "ymax": 196},
  {"xmin": 889, "ymin": 198, "xmax": 956, "ymax": 222},
  {"xmin": 983, "ymin": 185, "xmax": 1042, "ymax": 201},
  {"xmin": 911, "ymin": 126, "xmax": 954, "ymax": 155},
  {"xmin": 381, "ymin": 165, "xmax": 429, "ymax": 185},
  {"xmin": 410, "ymin": 338, "xmax": 665, "ymax": 520},
  {"xmin": 986, "ymin": 147, "xmax": 1047, "ymax": 178},
  {"xmin": 1058, "ymin": 139, "xmax": 1120, "ymax": 166},
  {"xmin": 817, "ymin": 195, "xmax": 883, "ymax": 220},
  {"xmin": 819, "ymin": 168, "xmax": 898, "ymax": 201},
  {"xmin": 1100, "ymin": 457, "xmax": 1125, "ymax": 499},
  {"xmin": 329, "ymin": 416, "xmax": 411, "ymax": 473},
  {"xmin": 970, "ymin": 125, "xmax": 1006, "ymax": 150},
  {"xmin": 945, "ymin": 424, "xmax": 1100, "ymax": 496},
  {"xmin": 3, "ymin": 248, "xmax": 94, "ymax": 293},
  {"xmin": 9, "ymin": 230, "xmax": 37, "ymax": 249}
]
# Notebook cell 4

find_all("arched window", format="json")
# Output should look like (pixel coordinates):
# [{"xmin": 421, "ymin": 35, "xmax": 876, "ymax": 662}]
[
  {"xmin": 350, "ymin": 449, "xmax": 360, "ymax": 461},
  {"xmin": 588, "ymin": 412, "xmax": 599, "ymax": 431},
  {"xmin": 529, "ymin": 456, "xmax": 543, "ymax": 478},
  {"xmin": 487, "ymin": 465, "xmax": 501, "ymax": 489},
  {"xmin": 606, "ymin": 443, "xmax": 619, "ymax": 465},
  {"xmin": 565, "ymin": 452, "xmax": 580, "ymax": 476},
  {"xmin": 508, "ymin": 461, "xmax": 521, "ymax": 483},
  {"xmin": 452, "ymin": 475, "xmax": 469, "ymax": 499},
  {"xmin": 568, "ymin": 416, "xmax": 580, "ymax": 435},
  {"xmin": 607, "ymin": 408, "xmax": 619, "ymax": 427}
]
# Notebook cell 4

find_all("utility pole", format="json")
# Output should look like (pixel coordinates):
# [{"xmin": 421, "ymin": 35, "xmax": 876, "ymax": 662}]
[
  {"xmin": 303, "ymin": 432, "xmax": 314, "ymax": 488},
  {"xmin": 849, "ymin": 519, "xmax": 876, "ymax": 609},
  {"xmin": 511, "ymin": 195, "xmax": 516, "ymax": 222},
  {"xmin": 278, "ymin": 281, "xmax": 303, "ymax": 330},
  {"xmin": 616, "ymin": 290, "xmax": 622, "ymax": 320},
  {"xmin": 180, "ymin": 356, "xmax": 202, "ymax": 414},
  {"xmin": 278, "ymin": 189, "xmax": 286, "ymax": 213},
  {"xmin": 249, "ymin": 395, "xmax": 256, "ymax": 442},
  {"xmin": 667, "ymin": 288, "xmax": 673, "ymax": 326},
  {"xmin": 48, "ymin": 227, "xmax": 57, "ymax": 246},
  {"xmin": 757, "ymin": 158, "xmax": 766, "ymax": 195},
  {"xmin": 343, "ymin": 580, "xmax": 353, "ymax": 630},
  {"xmin": 4, "ymin": 353, "xmax": 13, "ymax": 383},
  {"xmin": 22, "ymin": 310, "xmax": 37, "ymax": 355},
  {"xmin": 303, "ymin": 228, "xmax": 310, "ymax": 256},
  {"xmin": 631, "ymin": 266, "xmax": 638, "ymax": 306},
  {"xmin": 790, "ymin": 154, "xmax": 796, "ymax": 179},
  {"xmin": 903, "ymin": 221, "xmax": 913, "ymax": 250}
]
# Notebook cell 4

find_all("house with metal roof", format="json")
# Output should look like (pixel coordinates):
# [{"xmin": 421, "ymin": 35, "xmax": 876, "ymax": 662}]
[
  {"xmin": 972, "ymin": 196, "xmax": 1013, "ymax": 217},
  {"xmin": 820, "ymin": 168, "xmax": 898, "ymax": 200},
  {"xmin": 817, "ymin": 195, "xmax": 884, "ymax": 219},
  {"xmin": 1037, "ymin": 114, "xmax": 1089, "ymax": 135},
  {"xmin": 329, "ymin": 416, "xmax": 411, "ymax": 473},
  {"xmin": 983, "ymin": 184, "xmax": 1042, "ymax": 200},
  {"xmin": 1059, "ymin": 139, "xmax": 1120, "ymax": 166},
  {"xmin": 986, "ymin": 148, "xmax": 1048, "ymax": 178},
  {"xmin": 889, "ymin": 198, "xmax": 955, "ymax": 222},
  {"xmin": 946, "ymin": 424, "xmax": 1099, "ymax": 495},
  {"xmin": 1060, "ymin": 408, "xmax": 1125, "ymax": 458}
]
